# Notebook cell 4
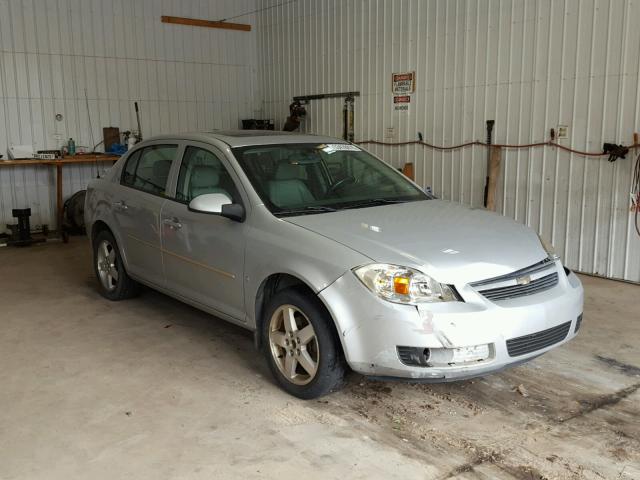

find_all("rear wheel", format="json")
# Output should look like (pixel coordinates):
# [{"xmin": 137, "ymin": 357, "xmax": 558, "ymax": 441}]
[
  {"xmin": 93, "ymin": 230, "xmax": 139, "ymax": 300},
  {"xmin": 262, "ymin": 287, "xmax": 346, "ymax": 399}
]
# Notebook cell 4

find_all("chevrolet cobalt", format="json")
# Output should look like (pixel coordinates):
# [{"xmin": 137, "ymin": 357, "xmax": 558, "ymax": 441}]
[{"xmin": 85, "ymin": 131, "xmax": 584, "ymax": 398}]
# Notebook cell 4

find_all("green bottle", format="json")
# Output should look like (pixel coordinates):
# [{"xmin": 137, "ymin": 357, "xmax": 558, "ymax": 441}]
[{"xmin": 68, "ymin": 138, "xmax": 76, "ymax": 156}]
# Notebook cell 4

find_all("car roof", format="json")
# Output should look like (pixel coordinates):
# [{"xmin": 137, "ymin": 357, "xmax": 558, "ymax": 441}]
[{"xmin": 141, "ymin": 130, "xmax": 350, "ymax": 148}]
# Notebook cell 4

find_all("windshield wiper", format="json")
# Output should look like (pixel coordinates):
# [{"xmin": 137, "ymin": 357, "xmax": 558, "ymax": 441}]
[
  {"xmin": 341, "ymin": 198, "xmax": 408, "ymax": 210},
  {"xmin": 275, "ymin": 206, "xmax": 338, "ymax": 217}
]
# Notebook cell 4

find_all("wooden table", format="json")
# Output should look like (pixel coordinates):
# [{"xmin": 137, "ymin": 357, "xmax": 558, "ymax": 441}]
[{"xmin": 0, "ymin": 154, "xmax": 119, "ymax": 240}]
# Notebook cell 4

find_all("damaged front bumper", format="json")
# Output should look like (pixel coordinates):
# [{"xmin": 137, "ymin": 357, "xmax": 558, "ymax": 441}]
[{"xmin": 319, "ymin": 266, "xmax": 584, "ymax": 381}]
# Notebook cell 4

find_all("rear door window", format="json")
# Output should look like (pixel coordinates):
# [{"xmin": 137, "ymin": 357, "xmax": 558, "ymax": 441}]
[
  {"xmin": 121, "ymin": 149, "xmax": 142, "ymax": 186},
  {"xmin": 121, "ymin": 145, "xmax": 178, "ymax": 196}
]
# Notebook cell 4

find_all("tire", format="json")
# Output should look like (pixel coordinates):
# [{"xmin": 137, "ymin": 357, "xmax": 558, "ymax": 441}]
[
  {"xmin": 93, "ymin": 230, "xmax": 140, "ymax": 300},
  {"xmin": 64, "ymin": 190, "xmax": 86, "ymax": 232},
  {"xmin": 262, "ymin": 287, "xmax": 347, "ymax": 399}
]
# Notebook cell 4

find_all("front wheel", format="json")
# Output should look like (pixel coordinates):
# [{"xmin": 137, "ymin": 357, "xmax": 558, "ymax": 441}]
[{"xmin": 262, "ymin": 288, "xmax": 346, "ymax": 399}]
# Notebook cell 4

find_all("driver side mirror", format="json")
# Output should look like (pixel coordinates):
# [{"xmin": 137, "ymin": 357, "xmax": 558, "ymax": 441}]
[{"xmin": 188, "ymin": 193, "xmax": 245, "ymax": 222}]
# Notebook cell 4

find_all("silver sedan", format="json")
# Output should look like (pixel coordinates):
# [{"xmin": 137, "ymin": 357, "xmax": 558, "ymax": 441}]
[{"xmin": 85, "ymin": 131, "xmax": 584, "ymax": 398}]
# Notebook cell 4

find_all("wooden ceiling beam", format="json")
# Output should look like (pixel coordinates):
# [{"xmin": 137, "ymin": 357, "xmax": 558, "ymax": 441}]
[{"xmin": 161, "ymin": 16, "xmax": 251, "ymax": 32}]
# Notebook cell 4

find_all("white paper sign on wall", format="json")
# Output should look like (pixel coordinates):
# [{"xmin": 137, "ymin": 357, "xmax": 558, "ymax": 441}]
[
  {"xmin": 393, "ymin": 95, "xmax": 410, "ymax": 113},
  {"xmin": 384, "ymin": 126, "xmax": 397, "ymax": 141},
  {"xmin": 391, "ymin": 72, "xmax": 415, "ymax": 94}
]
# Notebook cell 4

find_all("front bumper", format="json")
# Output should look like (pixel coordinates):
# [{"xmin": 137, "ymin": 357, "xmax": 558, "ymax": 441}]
[{"xmin": 319, "ymin": 264, "xmax": 584, "ymax": 381}]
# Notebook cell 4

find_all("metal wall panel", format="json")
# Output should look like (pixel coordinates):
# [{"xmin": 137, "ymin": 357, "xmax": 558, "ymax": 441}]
[
  {"xmin": 257, "ymin": 0, "xmax": 640, "ymax": 282},
  {"xmin": 0, "ymin": 0, "xmax": 259, "ymax": 231}
]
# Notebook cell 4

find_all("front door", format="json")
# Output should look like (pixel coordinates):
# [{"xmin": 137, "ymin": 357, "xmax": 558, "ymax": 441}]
[
  {"xmin": 113, "ymin": 143, "xmax": 180, "ymax": 287},
  {"xmin": 160, "ymin": 143, "xmax": 247, "ymax": 322}
]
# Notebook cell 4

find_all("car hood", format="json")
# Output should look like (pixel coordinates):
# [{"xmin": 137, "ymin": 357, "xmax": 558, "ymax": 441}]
[{"xmin": 283, "ymin": 200, "xmax": 548, "ymax": 285}]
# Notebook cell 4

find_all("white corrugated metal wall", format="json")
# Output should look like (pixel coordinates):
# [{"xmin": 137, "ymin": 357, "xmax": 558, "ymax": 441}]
[
  {"xmin": 257, "ymin": 0, "xmax": 640, "ymax": 283},
  {"xmin": 0, "ymin": 0, "xmax": 259, "ymax": 231}
]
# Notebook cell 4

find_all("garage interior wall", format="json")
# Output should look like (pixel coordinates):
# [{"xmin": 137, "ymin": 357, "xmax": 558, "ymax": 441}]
[
  {"xmin": 0, "ymin": 0, "xmax": 259, "ymax": 231},
  {"xmin": 257, "ymin": 0, "xmax": 640, "ymax": 283}
]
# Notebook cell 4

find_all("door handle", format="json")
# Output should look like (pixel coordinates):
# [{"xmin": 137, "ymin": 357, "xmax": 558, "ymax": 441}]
[
  {"xmin": 112, "ymin": 201, "xmax": 128, "ymax": 211},
  {"xmin": 162, "ymin": 217, "xmax": 182, "ymax": 230}
]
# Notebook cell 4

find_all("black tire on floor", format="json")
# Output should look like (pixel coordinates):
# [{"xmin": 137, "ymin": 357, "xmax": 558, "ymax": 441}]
[
  {"xmin": 93, "ymin": 229, "xmax": 140, "ymax": 301},
  {"xmin": 262, "ymin": 287, "xmax": 347, "ymax": 399}
]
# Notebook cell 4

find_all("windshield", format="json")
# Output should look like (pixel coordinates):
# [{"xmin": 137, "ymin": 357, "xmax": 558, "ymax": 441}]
[{"xmin": 232, "ymin": 143, "xmax": 430, "ymax": 216}]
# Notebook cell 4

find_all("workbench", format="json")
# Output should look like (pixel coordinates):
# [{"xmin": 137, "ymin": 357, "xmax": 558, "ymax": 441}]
[{"xmin": 0, "ymin": 154, "xmax": 119, "ymax": 241}]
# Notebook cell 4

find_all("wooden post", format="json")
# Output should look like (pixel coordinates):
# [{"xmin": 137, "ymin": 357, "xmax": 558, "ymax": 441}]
[
  {"xmin": 402, "ymin": 162, "xmax": 415, "ymax": 181},
  {"xmin": 485, "ymin": 146, "xmax": 502, "ymax": 212},
  {"xmin": 56, "ymin": 164, "xmax": 67, "ymax": 241}
]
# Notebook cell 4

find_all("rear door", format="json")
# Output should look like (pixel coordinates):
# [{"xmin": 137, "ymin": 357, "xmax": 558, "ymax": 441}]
[
  {"xmin": 113, "ymin": 142, "xmax": 181, "ymax": 287},
  {"xmin": 160, "ymin": 142, "xmax": 248, "ymax": 322}
]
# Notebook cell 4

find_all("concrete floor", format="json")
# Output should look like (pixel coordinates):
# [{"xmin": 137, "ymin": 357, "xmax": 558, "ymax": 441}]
[{"xmin": 0, "ymin": 238, "xmax": 638, "ymax": 480}]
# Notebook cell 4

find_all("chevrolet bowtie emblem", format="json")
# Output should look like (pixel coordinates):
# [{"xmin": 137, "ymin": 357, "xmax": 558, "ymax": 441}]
[{"xmin": 516, "ymin": 275, "xmax": 532, "ymax": 285}]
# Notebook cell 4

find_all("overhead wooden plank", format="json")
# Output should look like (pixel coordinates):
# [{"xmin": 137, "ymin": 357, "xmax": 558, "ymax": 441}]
[{"xmin": 161, "ymin": 16, "xmax": 251, "ymax": 32}]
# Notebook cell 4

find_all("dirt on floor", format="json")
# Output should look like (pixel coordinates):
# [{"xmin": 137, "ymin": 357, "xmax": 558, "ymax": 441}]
[{"xmin": 0, "ymin": 238, "xmax": 638, "ymax": 480}]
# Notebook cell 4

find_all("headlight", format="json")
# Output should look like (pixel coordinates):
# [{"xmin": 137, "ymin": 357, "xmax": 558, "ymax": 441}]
[
  {"xmin": 353, "ymin": 264, "xmax": 457, "ymax": 304},
  {"xmin": 538, "ymin": 234, "xmax": 560, "ymax": 260}
]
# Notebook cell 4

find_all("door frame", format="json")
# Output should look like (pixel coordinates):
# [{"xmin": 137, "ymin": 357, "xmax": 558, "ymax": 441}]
[
  {"xmin": 113, "ymin": 140, "xmax": 185, "ymax": 287},
  {"xmin": 158, "ymin": 140, "xmax": 252, "ymax": 323}
]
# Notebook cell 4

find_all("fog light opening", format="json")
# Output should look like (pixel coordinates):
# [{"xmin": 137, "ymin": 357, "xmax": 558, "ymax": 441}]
[
  {"xmin": 398, "ymin": 344, "xmax": 492, "ymax": 368},
  {"xmin": 397, "ymin": 346, "xmax": 431, "ymax": 367},
  {"xmin": 423, "ymin": 348, "xmax": 431, "ymax": 362}
]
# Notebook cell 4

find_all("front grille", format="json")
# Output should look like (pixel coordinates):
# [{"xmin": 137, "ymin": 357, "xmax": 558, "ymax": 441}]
[
  {"xmin": 478, "ymin": 272, "xmax": 559, "ymax": 301},
  {"xmin": 506, "ymin": 321, "xmax": 571, "ymax": 357},
  {"xmin": 471, "ymin": 257, "xmax": 556, "ymax": 288},
  {"xmin": 470, "ymin": 257, "xmax": 559, "ymax": 301}
]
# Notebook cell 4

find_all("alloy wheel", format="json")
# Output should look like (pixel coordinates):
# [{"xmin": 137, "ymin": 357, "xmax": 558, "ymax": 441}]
[
  {"xmin": 268, "ymin": 304, "xmax": 320, "ymax": 385},
  {"xmin": 96, "ymin": 239, "xmax": 118, "ymax": 292}
]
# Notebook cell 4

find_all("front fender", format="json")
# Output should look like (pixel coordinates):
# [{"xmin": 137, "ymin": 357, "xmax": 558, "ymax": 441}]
[{"xmin": 243, "ymin": 211, "xmax": 371, "ymax": 328}]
